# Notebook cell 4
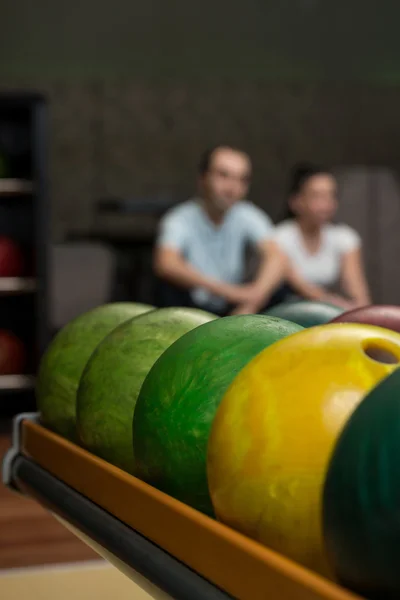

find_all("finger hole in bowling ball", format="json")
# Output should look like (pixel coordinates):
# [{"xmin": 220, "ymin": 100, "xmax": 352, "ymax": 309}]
[{"xmin": 362, "ymin": 342, "xmax": 399, "ymax": 365}]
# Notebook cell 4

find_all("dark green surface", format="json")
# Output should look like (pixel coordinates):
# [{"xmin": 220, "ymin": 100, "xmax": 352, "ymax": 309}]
[
  {"xmin": 264, "ymin": 300, "xmax": 344, "ymax": 328},
  {"xmin": 3, "ymin": 2, "xmax": 400, "ymax": 83},
  {"xmin": 76, "ymin": 307, "xmax": 217, "ymax": 474},
  {"xmin": 323, "ymin": 367, "xmax": 400, "ymax": 599},
  {"xmin": 133, "ymin": 315, "xmax": 303, "ymax": 515},
  {"xmin": 36, "ymin": 302, "xmax": 153, "ymax": 442}
]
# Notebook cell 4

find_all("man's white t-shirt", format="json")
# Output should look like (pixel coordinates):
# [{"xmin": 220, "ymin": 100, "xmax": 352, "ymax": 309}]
[
  {"xmin": 157, "ymin": 199, "xmax": 274, "ymax": 311},
  {"xmin": 274, "ymin": 220, "xmax": 361, "ymax": 288}
]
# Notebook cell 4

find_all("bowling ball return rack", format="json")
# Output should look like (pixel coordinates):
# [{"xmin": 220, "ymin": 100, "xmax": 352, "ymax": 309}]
[{"xmin": 2, "ymin": 413, "xmax": 362, "ymax": 600}]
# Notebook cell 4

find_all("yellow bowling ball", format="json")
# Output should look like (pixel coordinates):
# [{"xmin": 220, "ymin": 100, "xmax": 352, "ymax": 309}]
[{"xmin": 207, "ymin": 323, "xmax": 400, "ymax": 577}]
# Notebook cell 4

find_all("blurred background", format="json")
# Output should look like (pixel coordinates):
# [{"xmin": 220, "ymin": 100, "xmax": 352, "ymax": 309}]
[
  {"xmin": 2, "ymin": 1, "xmax": 400, "ymax": 311},
  {"xmin": 1, "ymin": 0, "xmax": 400, "ymax": 589}
]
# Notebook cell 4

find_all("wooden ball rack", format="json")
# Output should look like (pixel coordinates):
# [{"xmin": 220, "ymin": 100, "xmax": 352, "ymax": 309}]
[{"xmin": 2, "ymin": 414, "xmax": 363, "ymax": 600}]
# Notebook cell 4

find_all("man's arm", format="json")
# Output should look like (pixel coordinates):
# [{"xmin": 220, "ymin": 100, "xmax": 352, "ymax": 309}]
[
  {"xmin": 231, "ymin": 240, "xmax": 288, "ymax": 314},
  {"xmin": 154, "ymin": 246, "xmax": 246, "ymax": 303},
  {"xmin": 231, "ymin": 205, "xmax": 288, "ymax": 314},
  {"xmin": 253, "ymin": 240, "xmax": 288, "ymax": 294},
  {"xmin": 154, "ymin": 246, "xmax": 256, "ymax": 306},
  {"xmin": 154, "ymin": 246, "xmax": 214, "ymax": 292}
]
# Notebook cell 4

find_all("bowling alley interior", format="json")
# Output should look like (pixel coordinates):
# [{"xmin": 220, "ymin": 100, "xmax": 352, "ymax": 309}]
[{"xmin": 2, "ymin": 3, "xmax": 400, "ymax": 600}]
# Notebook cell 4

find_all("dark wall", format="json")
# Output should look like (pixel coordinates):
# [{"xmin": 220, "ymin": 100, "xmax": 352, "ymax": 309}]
[
  {"xmin": 2, "ymin": 1, "xmax": 400, "ymax": 82},
  {"xmin": 2, "ymin": 2, "xmax": 400, "ymax": 239}
]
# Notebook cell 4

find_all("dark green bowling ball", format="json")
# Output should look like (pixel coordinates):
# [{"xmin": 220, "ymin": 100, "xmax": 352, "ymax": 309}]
[
  {"xmin": 323, "ymin": 367, "xmax": 400, "ymax": 599},
  {"xmin": 264, "ymin": 300, "xmax": 344, "ymax": 328}
]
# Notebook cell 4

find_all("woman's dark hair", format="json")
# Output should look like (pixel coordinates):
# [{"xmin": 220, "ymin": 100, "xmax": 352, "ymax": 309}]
[{"xmin": 280, "ymin": 162, "xmax": 333, "ymax": 221}]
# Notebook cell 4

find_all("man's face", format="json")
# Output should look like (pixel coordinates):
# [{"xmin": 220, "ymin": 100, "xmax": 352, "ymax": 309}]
[{"xmin": 200, "ymin": 148, "xmax": 252, "ymax": 212}]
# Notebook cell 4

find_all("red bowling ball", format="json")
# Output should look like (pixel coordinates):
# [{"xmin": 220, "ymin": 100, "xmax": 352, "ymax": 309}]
[
  {"xmin": 0, "ymin": 329, "xmax": 26, "ymax": 374},
  {"xmin": 0, "ymin": 236, "xmax": 24, "ymax": 277},
  {"xmin": 331, "ymin": 304, "xmax": 400, "ymax": 333}
]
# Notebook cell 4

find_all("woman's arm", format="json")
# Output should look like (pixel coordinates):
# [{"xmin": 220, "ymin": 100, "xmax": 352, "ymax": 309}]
[
  {"xmin": 285, "ymin": 265, "xmax": 325, "ymax": 301},
  {"xmin": 285, "ymin": 266, "xmax": 354, "ymax": 309},
  {"xmin": 340, "ymin": 248, "xmax": 371, "ymax": 308}
]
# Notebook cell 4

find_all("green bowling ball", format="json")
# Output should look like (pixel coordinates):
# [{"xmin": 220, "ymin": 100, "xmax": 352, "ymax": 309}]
[
  {"xmin": 264, "ymin": 300, "xmax": 344, "ymax": 328},
  {"xmin": 323, "ymin": 366, "xmax": 400, "ymax": 598},
  {"xmin": 133, "ymin": 314, "xmax": 303, "ymax": 515}
]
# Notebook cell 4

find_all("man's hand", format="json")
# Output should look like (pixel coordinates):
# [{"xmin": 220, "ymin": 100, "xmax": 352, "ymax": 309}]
[
  {"xmin": 155, "ymin": 247, "xmax": 264, "ymax": 306},
  {"xmin": 228, "ymin": 283, "xmax": 269, "ymax": 315},
  {"xmin": 155, "ymin": 245, "xmax": 282, "ymax": 311},
  {"xmin": 217, "ymin": 281, "xmax": 266, "ymax": 307},
  {"xmin": 224, "ymin": 240, "xmax": 287, "ymax": 315},
  {"xmin": 230, "ymin": 302, "xmax": 260, "ymax": 315}
]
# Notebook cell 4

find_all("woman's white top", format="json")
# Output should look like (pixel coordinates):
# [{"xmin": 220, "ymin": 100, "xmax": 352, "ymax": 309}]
[{"xmin": 274, "ymin": 220, "xmax": 361, "ymax": 287}]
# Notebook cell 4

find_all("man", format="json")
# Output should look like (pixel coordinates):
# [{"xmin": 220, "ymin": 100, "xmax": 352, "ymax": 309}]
[{"xmin": 154, "ymin": 145, "xmax": 287, "ymax": 316}]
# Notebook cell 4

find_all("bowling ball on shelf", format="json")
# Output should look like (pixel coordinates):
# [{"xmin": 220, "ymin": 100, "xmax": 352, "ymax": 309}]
[
  {"xmin": 0, "ymin": 330, "xmax": 26, "ymax": 374},
  {"xmin": 207, "ymin": 323, "xmax": 400, "ymax": 577},
  {"xmin": 264, "ymin": 300, "xmax": 344, "ymax": 328},
  {"xmin": 77, "ymin": 307, "xmax": 217, "ymax": 474},
  {"xmin": 37, "ymin": 302, "xmax": 154, "ymax": 443},
  {"xmin": 133, "ymin": 314, "xmax": 303, "ymax": 515},
  {"xmin": 0, "ymin": 237, "xmax": 24, "ymax": 277},
  {"xmin": 323, "ymin": 367, "xmax": 400, "ymax": 598},
  {"xmin": 331, "ymin": 304, "xmax": 400, "ymax": 333}
]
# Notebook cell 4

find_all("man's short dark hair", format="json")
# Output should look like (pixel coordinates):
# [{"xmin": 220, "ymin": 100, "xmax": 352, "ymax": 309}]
[{"xmin": 198, "ymin": 145, "xmax": 249, "ymax": 175}]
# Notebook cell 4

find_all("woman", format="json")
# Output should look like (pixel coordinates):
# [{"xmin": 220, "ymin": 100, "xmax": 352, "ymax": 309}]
[{"xmin": 274, "ymin": 163, "xmax": 371, "ymax": 309}]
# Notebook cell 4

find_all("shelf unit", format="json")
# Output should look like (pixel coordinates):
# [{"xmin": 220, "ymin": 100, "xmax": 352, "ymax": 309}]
[
  {"xmin": 0, "ymin": 92, "xmax": 49, "ymax": 414},
  {"xmin": 0, "ymin": 277, "xmax": 36, "ymax": 294},
  {"xmin": 0, "ymin": 374, "xmax": 35, "ymax": 391},
  {"xmin": 0, "ymin": 179, "xmax": 34, "ymax": 195}
]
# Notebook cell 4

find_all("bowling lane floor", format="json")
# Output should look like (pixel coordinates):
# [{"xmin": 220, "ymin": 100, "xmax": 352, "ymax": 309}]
[
  {"xmin": 0, "ymin": 561, "xmax": 151, "ymax": 600},
  {"xmin": 0, "ymin": 419, "xmax": 97, "ymax": 569}
]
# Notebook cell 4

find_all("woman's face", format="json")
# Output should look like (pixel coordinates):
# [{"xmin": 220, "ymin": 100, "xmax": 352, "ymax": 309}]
[{"xmin": 291, "ymin": 173, "xmax": 338, "ymax": 226}]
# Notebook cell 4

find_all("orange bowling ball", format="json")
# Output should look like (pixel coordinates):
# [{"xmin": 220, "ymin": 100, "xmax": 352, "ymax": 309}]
[{"xmin": 207, "ymin": 323, "xmax": 400, "ymax": 577}]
